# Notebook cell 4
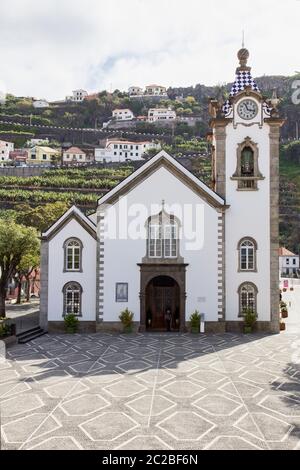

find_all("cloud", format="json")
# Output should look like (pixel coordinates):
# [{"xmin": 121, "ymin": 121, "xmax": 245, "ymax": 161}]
[{"xmin": 0, "ymin": 0, "xmax": 299, "ymax": 100}]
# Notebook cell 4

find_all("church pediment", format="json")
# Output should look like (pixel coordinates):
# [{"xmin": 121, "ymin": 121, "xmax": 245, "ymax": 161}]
[{"xmin": 97, "ymin": 150, "xmax": 226, "ymax": 210}]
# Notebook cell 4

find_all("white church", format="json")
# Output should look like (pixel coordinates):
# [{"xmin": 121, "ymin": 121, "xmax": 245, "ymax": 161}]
[{"xmin": 40, "ymin": 48, "xmax": 284, "ymax": 334}]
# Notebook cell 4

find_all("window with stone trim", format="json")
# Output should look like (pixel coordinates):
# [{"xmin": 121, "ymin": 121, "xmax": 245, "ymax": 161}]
[
  {"xmin": 64, "ymin": 238, "xmax": 82, "ymax": 271},
  {"xmin": 238, "ymin": 282, "xmax": 258, "ymax": 316},
  {"xmin": 147, "ymin": 213, "xmax": 179, "ymax": 259},
  {"xmin": 238, "ymin": 238, "xmax": 257, "ymax": 271},
  {"xmin": 63, "ymin": 282, "xmax": 82, "ymax": 316}
]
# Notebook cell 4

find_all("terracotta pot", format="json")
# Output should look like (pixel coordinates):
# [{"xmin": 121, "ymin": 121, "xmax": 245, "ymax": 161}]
[
  {"xmin": 280, "ymin": 322, "xmax": 286, "ymax": 331},
  {"xmin": 281, "ymin": 311, "xmax": 288, "ymax": 319}
]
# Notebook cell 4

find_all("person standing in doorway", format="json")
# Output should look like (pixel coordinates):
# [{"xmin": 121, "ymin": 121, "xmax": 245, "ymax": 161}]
[{"xmin": 165, "ymin": 307, "xmax": 172, "ymax": 332}]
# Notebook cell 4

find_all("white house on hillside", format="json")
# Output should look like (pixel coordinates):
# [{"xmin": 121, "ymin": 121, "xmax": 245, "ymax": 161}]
[
  {"xmin": 145, "ymin": 85, "xmax": 167, "ymax": 96},
  {"xmin": 95, "ymin": 139, "xmax": 160, "ymax": 163},
  {"xmin": 279, "ymin": 248, "xmax": 299, "ymax": 277},
  {"xmin": 0, "ymin": 140, "xmax": 14, "ymax": 161},
  {"xmin": 63, "ymin": 147, "xmax": 87, "ymax": 165},
  {"xmin": 112, "ymin": 109, "xmax": 135, "ymax": 121},
  {"xmin": 40, "ymin": 48, "xmax": 283, "ymax": 335},
  {"xmin": 66, "ymin": 90, "xmax": 88, "ymax": 102},
  {"xmin": 128, "ymin": 86, "xmax": 143, "ymax": 96},
  {"xmin": 148, "ymin": 108, "xmax": 176, "ymax": 122},
  {"xmin": 33, "ymin": 100, "xmax": 49, "ymax": 108}
]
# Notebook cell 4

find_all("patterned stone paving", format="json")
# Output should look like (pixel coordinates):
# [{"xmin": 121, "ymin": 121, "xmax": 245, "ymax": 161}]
[{"xmin": 1, "ymin": 331, "xmax": 300, "ymax": 450}]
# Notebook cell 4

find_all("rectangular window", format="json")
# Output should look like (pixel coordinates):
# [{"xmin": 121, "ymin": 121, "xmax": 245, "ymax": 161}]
[
  {"xmin": 293, "ymin": 259, "xmax": 296, "ymax": 265},
  {"xmin": 66, "ymin": 290, "xmax": 80, "ymax": 315},
  {"xmin": 149, "ymin": 225, "xmax": 162, "ymax": 258},
  {"xmin": 241, "ymin": 291, "xmax": 255, "ymax": 314},
  {"xmin": 66, "ymin": 246, "xmax": 80, "ymax": 271},
  {"xmin": 116, "ymin": 283, "xmax": 128, "ymax": 302},
  {"xmin": 286, "ymin": 259, "xmax": 290, "ymax": 265},
  {"xmin": 164, "ymin": 225, "xmax": 177, "ymax": 258},
  {"xmin": 240, "ymin": 247, "xmax": 254, "ymax": 271}
]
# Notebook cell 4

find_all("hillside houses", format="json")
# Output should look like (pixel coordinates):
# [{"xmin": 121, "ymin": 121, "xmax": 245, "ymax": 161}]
[
  {"xmin": 128, "ymin": 84, "xmax": 168, "ymax": 98},
  {"xmin": 95, "ymin": 139, "xmax": 160, "ymax": 163}
]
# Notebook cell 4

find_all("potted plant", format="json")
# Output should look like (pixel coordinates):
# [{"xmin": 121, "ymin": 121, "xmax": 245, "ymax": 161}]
[
  {"xmin": 280, "ymin": 320, "xmax": 286, "ymax": 331},
  {"xmin": 281, "ymin": 306, "xmax": 288, "ymax": 319},
  {"xmin": 119, "ymin": 308, "xmax": 134, "ymax": 333},
  {"xmin": 64, "ymin": 314, "xmax": 79, "ymax": 334},
  {"xmin": 190, "ymin": 311, "xmax": 201, "ymax": 334},
  {"xmin": 0, "ymin": 319, "xmax": 10, "ymax": 338},
  {"xmin": 243, "ymin": 309, "xmax": 257, "ymax": 334}
]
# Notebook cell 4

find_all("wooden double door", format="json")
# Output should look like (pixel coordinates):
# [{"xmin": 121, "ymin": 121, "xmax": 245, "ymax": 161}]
[{"xmin": 146, "ymin": 276, "xmax": 180, "ymax": 331}]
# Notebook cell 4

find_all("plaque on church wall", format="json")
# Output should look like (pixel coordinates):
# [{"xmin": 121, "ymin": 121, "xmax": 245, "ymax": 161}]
[{"xmin": 116, "ymin": 283, "xmax": 128, "ymax": 302}]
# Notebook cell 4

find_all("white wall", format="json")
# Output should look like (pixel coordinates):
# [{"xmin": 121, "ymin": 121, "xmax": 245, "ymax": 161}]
[
  {"xmin": 0, "ymin": 140, "xmax": 14, "ymax": 160},
  {"xmin": 225, "ymin": 120, "xmax": 271, "ymax": 321},
  {"xmin": 95, "ymin": 142, "xmax": 159, "ymax": 163},
  {"xmin": 100, "ymin": 165, "xmax": 219, "ymax": 324},
  {"xmin": 48, "ymin": 218, "xmax": 97, "ymax": 322}
]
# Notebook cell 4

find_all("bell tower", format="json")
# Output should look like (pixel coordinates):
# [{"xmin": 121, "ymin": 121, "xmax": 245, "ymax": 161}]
[{"xmin": 210, "ymin": 48, "xmax": 284, "ymax": 332}]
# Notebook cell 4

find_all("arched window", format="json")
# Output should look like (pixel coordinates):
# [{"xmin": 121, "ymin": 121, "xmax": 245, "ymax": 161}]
[
  {"xmin": 148, "ymin": 214, "xmax": 178, "ymax": 259},
  {"xmin": 63, "ymin": 282, "xmax": 82, "ymax": 316},
  {"xmin": 238, "ymin": 238, "xmax": 257, "ymax": 271},
  {"xmin": 239, "ymin": 282, "xmax": 258, "ymax": 316},
  {"xmin": 64, "ymin": 238, "xmax": 82, "ymax": 272},
  {"xmin": 241, "ymin": 146, "xmax": 254, "ymax": 176},
  {"xmin": 231, "ymin": 138, "xmax": 264, "ymax": 190}
]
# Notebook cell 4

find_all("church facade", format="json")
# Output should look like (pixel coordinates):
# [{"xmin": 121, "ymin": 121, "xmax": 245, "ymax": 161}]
[{"xmin": 40, "ymin": 49, "xmax": 284, "ymax": 334}]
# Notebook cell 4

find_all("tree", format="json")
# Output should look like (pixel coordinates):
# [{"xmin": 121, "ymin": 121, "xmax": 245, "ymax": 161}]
[
  {"xmin": 0, "ymin": 221, "xmax": 40, "ymax": 317},
  {"xmin": 185, "ymin": 96, "xmax": 197, "ymax": 107},
  {"xmin": 15, "ymin": 251, "xmax": 40, "ymax": 304},
  {"xmin": 16, "ymin": 201, "xmax": 69, "ymax": 233}
]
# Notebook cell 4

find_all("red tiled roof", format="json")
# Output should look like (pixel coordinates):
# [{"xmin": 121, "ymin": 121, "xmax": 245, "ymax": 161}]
[
  {"xmin": 278, "ymin": 247, "xmax": 297, "ymax": 257},
  {"xmin": 64, "ymin": 147, "xmax": 85, "ymax": 154}
]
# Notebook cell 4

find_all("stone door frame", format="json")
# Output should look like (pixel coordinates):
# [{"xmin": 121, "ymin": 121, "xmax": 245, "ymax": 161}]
[{"xmin": 138, "ymin": 262, "xmax": 188, "ymax": 332}]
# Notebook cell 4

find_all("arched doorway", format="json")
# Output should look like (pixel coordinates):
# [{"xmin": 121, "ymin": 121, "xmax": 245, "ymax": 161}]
[{"xmin": 145, "ymin": 276, "xmax": 180, "ymax": 331}]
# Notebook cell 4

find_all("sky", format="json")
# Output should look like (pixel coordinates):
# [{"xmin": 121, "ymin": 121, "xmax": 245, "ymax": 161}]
[{"xmin": 0, "ymin": 0, "xmax": 299, "ymax": 101}]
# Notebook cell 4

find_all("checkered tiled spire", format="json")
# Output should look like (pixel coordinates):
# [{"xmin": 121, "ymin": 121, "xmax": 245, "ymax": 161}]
[{"xmin": 222, "ymin": 48, "xmax": 260, "ymax": 115}]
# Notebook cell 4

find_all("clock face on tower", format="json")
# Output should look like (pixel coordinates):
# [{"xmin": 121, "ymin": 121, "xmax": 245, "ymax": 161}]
[{"xmin": 237, "ymin": 99, "xmax": 259, "ymax": 120}]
